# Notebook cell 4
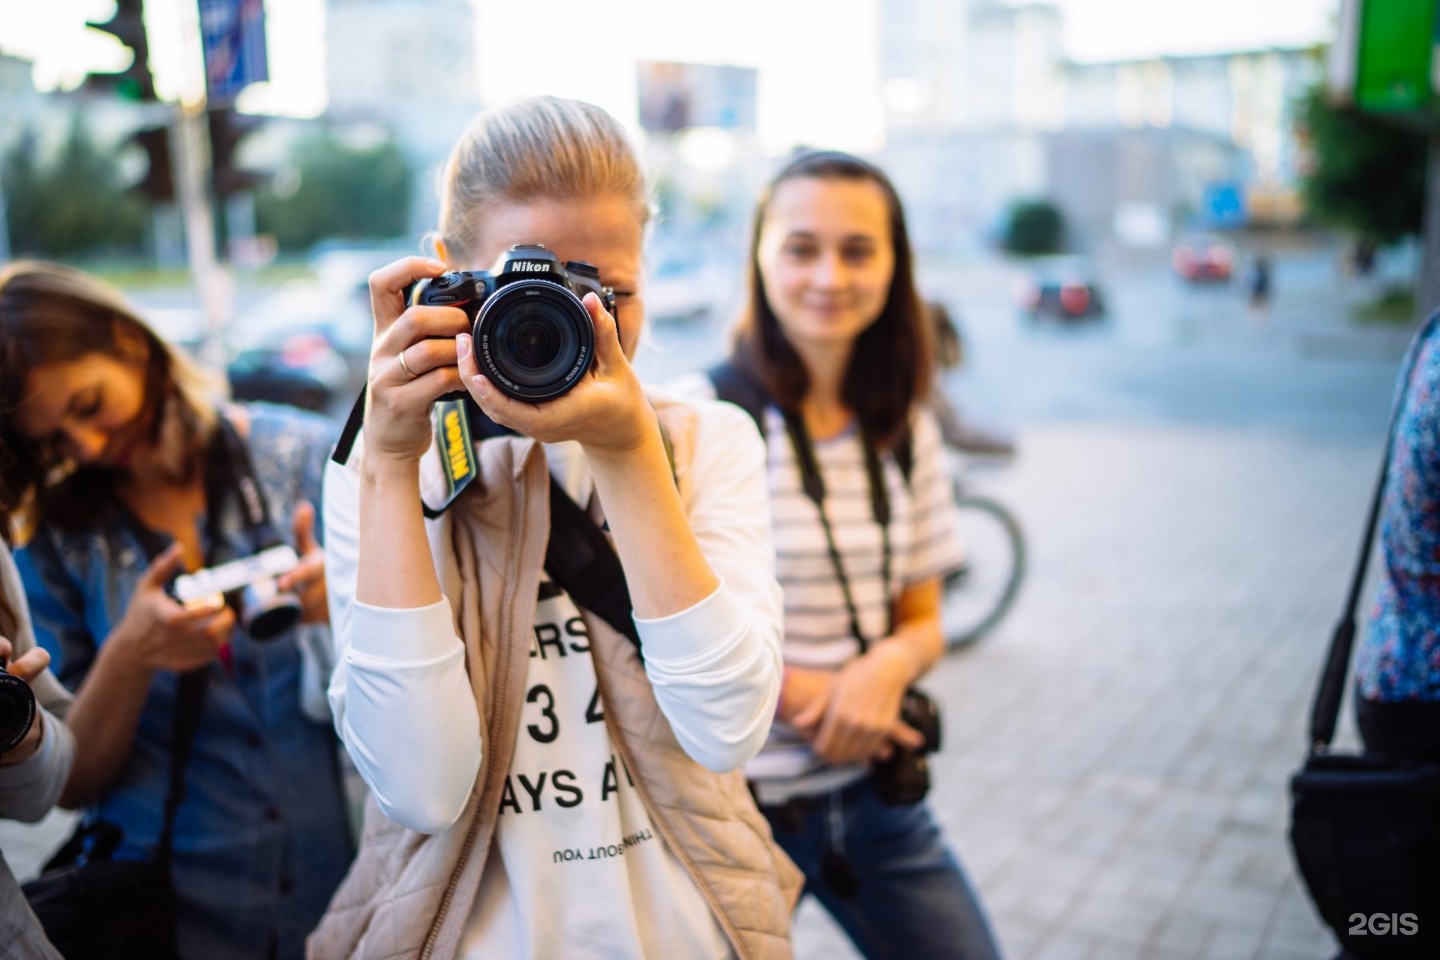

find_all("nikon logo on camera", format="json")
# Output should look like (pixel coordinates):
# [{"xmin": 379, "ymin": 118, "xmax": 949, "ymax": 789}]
[{"xmin": 511, "ymin": 261, "xmax": 551, "ymax": 273}]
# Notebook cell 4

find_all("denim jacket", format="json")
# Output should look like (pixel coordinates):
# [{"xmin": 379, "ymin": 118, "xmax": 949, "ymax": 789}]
[{"xmin": 17, "ymin": 403, "xmax": 354, "ymax": 960}]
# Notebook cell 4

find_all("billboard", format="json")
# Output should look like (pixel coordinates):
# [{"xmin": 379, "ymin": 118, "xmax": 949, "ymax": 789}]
[
  {"xmin": 637, "ymin": 61, "xmax": 758, "ymax": 133},
  {"xmin": 1329, "ymin": 0, "xmax": 1439, "ymax": 114},
  {"xmin": 199, "ymin": 0, "xmax": 269, "ymax": 106}
]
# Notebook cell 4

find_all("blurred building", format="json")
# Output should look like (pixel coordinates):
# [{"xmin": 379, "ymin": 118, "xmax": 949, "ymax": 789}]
[
  {"xmin": 876, "ymin": 0, "xmax": 1320, "ymax": 253},
  {"xmin": 325, "ymin": 0, "xmax": 481, "ymax": 236}
]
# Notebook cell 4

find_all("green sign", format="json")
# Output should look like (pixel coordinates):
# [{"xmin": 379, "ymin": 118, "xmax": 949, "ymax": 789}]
[{"xmin": 1353, "ymin": 0, "xmax": 1438, "ymax": 113}]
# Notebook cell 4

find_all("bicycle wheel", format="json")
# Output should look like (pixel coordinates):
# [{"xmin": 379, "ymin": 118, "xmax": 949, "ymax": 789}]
[{"xmin": 941, "ymin": 494, "xmax": 1026, "ymax": 649}]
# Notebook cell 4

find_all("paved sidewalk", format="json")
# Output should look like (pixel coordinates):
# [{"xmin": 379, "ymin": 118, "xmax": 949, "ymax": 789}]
[{"xmin": 794, "ymin": 423, "xmax": 1378, "ymax": 960}]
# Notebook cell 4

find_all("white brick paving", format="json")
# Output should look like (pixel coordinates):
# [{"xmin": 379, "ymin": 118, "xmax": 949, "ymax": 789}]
[{"xmin": 790, "ymin": 424, "xmax": 1379, "ymax": 959}]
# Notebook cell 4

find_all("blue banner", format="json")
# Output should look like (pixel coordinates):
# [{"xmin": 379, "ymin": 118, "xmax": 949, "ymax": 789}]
[{"xmin": 199, "ymin": 0, "xmax": 268, "ymax": 105}]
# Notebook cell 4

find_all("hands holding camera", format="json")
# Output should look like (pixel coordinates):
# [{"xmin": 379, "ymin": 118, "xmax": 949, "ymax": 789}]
[
  {"xmin": 780, "ymin": 641, "xmax": 927, "ymax": 766},
  {"xmin": 110, "ymin": 544, "xmax": 236, "ymax": 674},
  {"xmin": 363, "ymin": 256, "xmax": 652, "ymax": 471}
]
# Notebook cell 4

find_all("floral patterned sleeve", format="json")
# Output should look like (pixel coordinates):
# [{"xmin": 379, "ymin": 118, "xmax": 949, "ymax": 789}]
[{"xmin": 1359, "ymin": 326, "xmax": 1440, "ymax": 702}]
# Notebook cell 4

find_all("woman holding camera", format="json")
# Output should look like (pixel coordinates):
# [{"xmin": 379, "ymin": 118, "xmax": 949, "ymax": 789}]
[
  {"xmin": 1, "ymin": 521, "xmax": 73, "ymax": 960},
  {"xmin": 692, "ymin": 151, "xmax": 1002, "ymax": 959},
  {"xmin": 0, "ymin": 262, "xmax": 353, "ymax": 960},
  {"xmin": 313, "ymin": 96, "xmax": 800, "ymax": 959}
]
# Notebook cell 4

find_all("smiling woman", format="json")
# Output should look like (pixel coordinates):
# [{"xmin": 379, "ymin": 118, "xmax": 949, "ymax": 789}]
[
  {"xmin": 0, "ymin": 261, "xmax": 354, "ymax": 960},
  {"xmin": 0, "ymin": 262, "xmax": 218, "ymax": 530}
]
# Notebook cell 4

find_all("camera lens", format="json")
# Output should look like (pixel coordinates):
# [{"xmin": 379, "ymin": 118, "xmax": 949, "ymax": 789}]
[
  {"xmin": 475, "ymin": 282, "xmax": 594, "ymax": 401},
  {"xmin": 239, "ymin": 580, "xmax": 303, "ymax": 642},
  {"xmin": 505, "ymin": 311, "xmax": 567, "ymax": 375},
  {"xmin": 0, "ymin": 666, "xmax": 37, "ymax": 755}
]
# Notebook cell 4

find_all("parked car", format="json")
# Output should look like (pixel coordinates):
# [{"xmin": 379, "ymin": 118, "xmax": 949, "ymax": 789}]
[
  {"xmin": 228, "ymin": 330, "xmax": 353, "ymax": 413},
  {"xmin": 1013, "ymin": 255, "xmax": 1106, "ymax": 322},
  {"xmin": 228, "ymin": 247, "xmax": 400, "ymax": 413},
  {"xmin": 1172, "ymin": 236, "xmax": 1234, "ymax": 283}
]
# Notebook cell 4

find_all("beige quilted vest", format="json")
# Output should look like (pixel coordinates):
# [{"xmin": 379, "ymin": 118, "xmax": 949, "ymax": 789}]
[{"xmin": 309, "ymin": 403, "xmax": 803, "ymax": 960}]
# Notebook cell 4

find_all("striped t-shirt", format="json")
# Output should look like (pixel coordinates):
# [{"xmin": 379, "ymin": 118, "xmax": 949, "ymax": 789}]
[{"xmin": 745, "ymin": 405, "xmax": 964, "ymax": 802}]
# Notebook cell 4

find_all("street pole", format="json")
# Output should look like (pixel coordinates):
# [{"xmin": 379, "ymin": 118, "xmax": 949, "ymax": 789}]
[
  {"xmin": 0, "ymin": 174, "xmax": 10, "ymax": 264},
  {"xmin": 1422, "ymin": 128, "xmax": 1440, "ymax": 322},
  {"xmin": 172, "ymin": 0, "xmax": 232, "ymax": 372},
  {"xmin": 170, "ymin": 104, "xmax": 230, "ymax": 369}
]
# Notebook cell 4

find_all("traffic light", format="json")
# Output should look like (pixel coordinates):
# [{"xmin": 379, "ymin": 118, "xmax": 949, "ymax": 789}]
[
  {"xmin": 131, "ymin": 126, "xmax": 174, "ymax": 203},
  {"xmin": 207, "ymin": 108, "xmax": 262, "ymax": 198},
  {"xmin": 85, "ymin": 0, "xmax": 156, "ymax": 102}
]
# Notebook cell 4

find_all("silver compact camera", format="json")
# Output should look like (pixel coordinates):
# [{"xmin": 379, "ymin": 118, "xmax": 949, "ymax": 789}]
[{"xmin": 172, "ymin": 544, "xmax": 303, "ymax": 642}]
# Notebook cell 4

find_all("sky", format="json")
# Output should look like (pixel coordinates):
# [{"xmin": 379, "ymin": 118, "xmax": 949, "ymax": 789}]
[{"xmin": 0, "ymin": 0, "xmax": 1340, "ymax": 147}]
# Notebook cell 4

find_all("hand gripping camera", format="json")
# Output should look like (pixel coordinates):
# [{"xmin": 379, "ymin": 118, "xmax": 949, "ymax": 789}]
[
  {"xmin": 870, "ymin": 688, "xmax": 943, "ymax": 806},
  {"xmin": 0, "ymin": 658, "xmax": 37, "ymax": 755},
  {"xmin": 171, "ymin": 544, "xmax": 303, "ymax": 642},
  {"xmin": 408, "ymin": 244, "xmax": 616, "ymax": 402}
]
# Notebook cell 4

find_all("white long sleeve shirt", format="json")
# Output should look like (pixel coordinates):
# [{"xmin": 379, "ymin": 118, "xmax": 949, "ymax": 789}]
[{"xmin": 322, "ymin": 396, "xmax": 783, "ymax": 959}]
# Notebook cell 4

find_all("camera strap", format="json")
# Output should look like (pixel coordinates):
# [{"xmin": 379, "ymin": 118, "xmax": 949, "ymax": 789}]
[
  {"xmin": 779, "ymin": 408, "xmax": 895, "ymax": 653},
  {"xmin": 331, "ymin": 388, "xmax": 479, "ymax": 519},
  {"xmin": 207, "ymin": 416, "xmax": 286, "ymax": 554}
]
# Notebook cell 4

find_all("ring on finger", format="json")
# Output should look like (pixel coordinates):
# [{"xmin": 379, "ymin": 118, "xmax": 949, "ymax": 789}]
[{"xmin": 397, "ymin": 347, "xmax": 418, "ymax": 379}]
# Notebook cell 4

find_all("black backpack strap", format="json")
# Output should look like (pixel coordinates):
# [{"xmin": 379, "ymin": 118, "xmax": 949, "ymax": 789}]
[
  {"xmin": 544, "ymin": 476, "xmax": 643, "ymax": 659},
  {"xmin": 706, "ymin": 360, "xmax": 769, "ymax": 438},
  {"xmin": 707, "ymin": 359, "xmax": 914, "ymax": 485},
  {"xmin": 1308, "ymin": 309, "xmax": 1440, "ymax": 750}
]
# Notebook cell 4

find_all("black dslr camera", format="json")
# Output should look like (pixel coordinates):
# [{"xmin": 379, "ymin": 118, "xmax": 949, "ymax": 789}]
[
  {"xmin": 870, "ymin": 688, "xmax": 943, "ymax": 806},
  {"xmin": 408, "ymin": 244, "xmax": 616, "ymax": 402},
  {"xmin": 0, "ymin": 657, "xmax": 37, "ymax": 755}
]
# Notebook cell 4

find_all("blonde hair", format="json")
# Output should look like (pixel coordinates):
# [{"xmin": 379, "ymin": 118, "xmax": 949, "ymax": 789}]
[
  {"xmin": 0, "ymin": 260, "xmax": 223, "ymax": 530},
  {"xmin": 437, "ymin": 96, "xmax": 651, "ymax": 262}
]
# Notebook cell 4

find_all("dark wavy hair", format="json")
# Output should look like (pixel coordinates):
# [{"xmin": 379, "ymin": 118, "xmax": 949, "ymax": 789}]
[
  {"xmin": 731, "ymin": 149, "xmax": 932, "ymax": 451},
  {"xmin": 0, "ymin": 261, "xmax": 220, "ymax": 531}
]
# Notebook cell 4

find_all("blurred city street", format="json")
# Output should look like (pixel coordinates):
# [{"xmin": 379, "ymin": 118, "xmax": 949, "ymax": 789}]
[
  {"xmin": 4, "ymin": 1, "xmax": 1436, "ymax": 957},
  {"xmin": 1, "ymin": 244, "xmax": 1411, "ymax": 959}
]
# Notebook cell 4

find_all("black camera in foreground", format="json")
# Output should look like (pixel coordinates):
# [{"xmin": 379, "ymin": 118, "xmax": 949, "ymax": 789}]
[
  {"xmin": 409, "ymin": 244, "xmax": 616, "ymax": 402},
  {"xmin": 871, "ymin": 688, "xmax": 943, "ymax": 806},
  {"xmin": 0, "ymin": 659, "xmax": 37, "ymax": 755}
]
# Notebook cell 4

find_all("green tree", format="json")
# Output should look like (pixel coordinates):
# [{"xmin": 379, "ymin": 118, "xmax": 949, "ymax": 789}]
[
  {"xmin": 1298, "ymin": 84, "xmax": 1427, "ymax": 244},
  {"xmin": 255, "ymin": 133, "xmax": 411, "ymax": 251},
  {"xmin": 1002, "ymin": 199, "xmax": 1066, "ymax": 256},
  {"xmin": 2, "ymin": 120, "xmax": 148, "ymax": 258}
]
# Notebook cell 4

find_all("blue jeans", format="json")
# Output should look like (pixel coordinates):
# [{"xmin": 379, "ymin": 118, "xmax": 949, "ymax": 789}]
[{"xmin": 761, "ymin": 775, "xmax": 1003, "ymax": 960}]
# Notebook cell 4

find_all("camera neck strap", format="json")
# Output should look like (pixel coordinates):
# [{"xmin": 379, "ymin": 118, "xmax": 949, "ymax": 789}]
[
  {"xmin": 779, "ymin": 408, "xmax": 894, "ymax": 655},
  {"xmin": 332, "ymin": 388, "xmax": 479, "ymax": 520},
  {"xmin": 205, "ymin": 415, "xmax": 285, "ymax": 553}
]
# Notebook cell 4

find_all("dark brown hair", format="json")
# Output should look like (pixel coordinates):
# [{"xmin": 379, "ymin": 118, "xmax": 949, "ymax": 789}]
[
  {"xmin": 1, "ymin": 478, "xmax": 15, "ymax": 639},
  {"xmin": 0, "ymin": 261, "xmax": 220, "ymax": 531},
  {"xmin": 732, "ymin": 150, "xmax": 932, "ymax": 451}
]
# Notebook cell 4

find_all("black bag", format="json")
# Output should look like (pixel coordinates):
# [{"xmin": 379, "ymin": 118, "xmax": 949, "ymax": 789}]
[
  {"xmin": 23, "ymin": 669, "xmax": 207, "ymax": 960},
  {"xmin": 21, "ymin": 832, "xmax": 180, "ymax": 960},
  {"xmin": 1288, "ymin": 314, "xmax": 1440, "ymax": 959}
]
